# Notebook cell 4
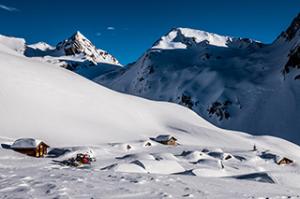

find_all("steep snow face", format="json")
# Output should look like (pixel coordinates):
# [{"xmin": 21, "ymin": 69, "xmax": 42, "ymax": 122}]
[
  {"xmin": 152, "ymin": 28, "xmax": 262, "ymax": 50},
  {"xmin": 96, "ymin": 14, "xmax": 300, "ymax": 144}
]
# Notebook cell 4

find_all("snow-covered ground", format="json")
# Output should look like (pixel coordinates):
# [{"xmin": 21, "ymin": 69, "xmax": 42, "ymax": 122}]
[
  {"xmin": 1, "ymin": 23, "xmax": 300, "ymax": 198},
  {"xmin": 1, "ymin": 136, "xmax": 300, "ymax": 199}
]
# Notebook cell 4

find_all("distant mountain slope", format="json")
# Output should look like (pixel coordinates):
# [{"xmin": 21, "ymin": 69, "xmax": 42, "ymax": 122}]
[{"xmin": 95, "ymin": 13, "xmax": 300, "ymax": 144}]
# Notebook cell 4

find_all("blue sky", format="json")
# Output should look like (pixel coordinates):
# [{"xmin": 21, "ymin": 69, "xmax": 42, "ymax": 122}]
[{"xmin": 0, "ymin": 0, "xmax": 300, "ymax": 64}]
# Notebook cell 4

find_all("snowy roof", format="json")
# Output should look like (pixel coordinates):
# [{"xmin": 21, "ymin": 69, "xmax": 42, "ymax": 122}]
[
  {"xmin": 155, "ymin": 135, "xmax": 177, "ymax": 142},
  {"xmin": 11, "ymin": 138, "xmax": 46, "ymax": 149},
  {"xmin": 275, "ymin": 155, "xmax": 293, "ymax": 163}
]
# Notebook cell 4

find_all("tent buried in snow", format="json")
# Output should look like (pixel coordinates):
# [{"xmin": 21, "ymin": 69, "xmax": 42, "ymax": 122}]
[{"xmin": 10, "ymin": 138, "xmax": 49, "ymax": 158}]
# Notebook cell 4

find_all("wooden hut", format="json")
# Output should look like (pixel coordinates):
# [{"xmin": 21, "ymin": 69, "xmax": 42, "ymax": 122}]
[
  {"xmin": 10, "ymin": 138, "xmax": 49, "ymax": 158},
  {"xmin": 154, "ymin": 135, "xmax": 177, "ymax": 145}
]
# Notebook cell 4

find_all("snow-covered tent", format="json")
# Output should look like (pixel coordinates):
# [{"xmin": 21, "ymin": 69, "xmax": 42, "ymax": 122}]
[{"xmin": 11, "ymin": 138, "xmax": 49, "ymax": 157}]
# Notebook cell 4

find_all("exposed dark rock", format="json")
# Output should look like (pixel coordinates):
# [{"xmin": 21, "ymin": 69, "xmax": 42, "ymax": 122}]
[
  {"xmin": 207, "ymin": 100, "xmax": 232, "ymax": 121},
  {"xmin": 180, "ymin": 94, "xmax": 196, "ymax": 109},
  {"xmin": 148, "ymin": 65, "xmax": 155, "ymax": 74},
  {"xmin": 295, "ymin": 74, "xmax": 300, "ymax": 80},
  {"xmin": 283, "ymin": 46, "xmax": 300, "ymax": 75},
  {"xmin": 280, "ymin": 13, "xmax": 300, "ymax": 41}
]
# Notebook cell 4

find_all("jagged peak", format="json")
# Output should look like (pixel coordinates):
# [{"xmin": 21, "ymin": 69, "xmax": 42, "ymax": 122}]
[
  {"xmin": 73, "ymin": 30, "xmax": 84, "ymax": 37},
  {"xmin": 70, "ymin": 31, "xmax": 89, "ymax": 42},
  {"xmin": 56, "ymin": 31, "xmax": 99, "ymax": 58},
  {"xmin": 56, "ymin": 31, "xmax": 120, "ymax": 65},
  {"xmin": 57, "ymin": 31, "xmax": 93, "ymax": 50}
]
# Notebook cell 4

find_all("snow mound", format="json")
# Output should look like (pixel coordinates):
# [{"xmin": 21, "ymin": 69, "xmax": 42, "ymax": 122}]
[
  {"xmin": 208, "ymin": 151, "xmax": 234, "ymax": 161},
  {"xmin": 230, "ymin": 172, "xmax": 276, "ymax": 184},
  {"xmin": 116, "ymin": 153, "xmax": 156, "ymax": 161},
  {"xmin": 132, "ymin": 160, "xmax": 185, "ymax": 174},
  {"xmin": 115, "ymin": 163, "xmax": 147, "ymax": 173},
  {"xmin": 181, "ymin": 151, "xmax": 213, "ymax": 162},
  {"xmin": 196, "ymin": 159, "xmax": 224, "ymax": 169},
  {"xmin": 152, "ymin": 153, "xmax": 179, "ymax": 161},
  {"xmin": 192, "ymin": 168, "xmax": 229, "ymax": 177}
]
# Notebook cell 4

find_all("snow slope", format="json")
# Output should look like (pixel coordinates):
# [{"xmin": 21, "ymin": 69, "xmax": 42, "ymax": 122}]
[
  {"xmin": 96, "ymin": 13, "xmax": 300, "ymax": 144},
  {"xmin": 0, "ymin": 38, "xmax": 255, "ymax": 147}
]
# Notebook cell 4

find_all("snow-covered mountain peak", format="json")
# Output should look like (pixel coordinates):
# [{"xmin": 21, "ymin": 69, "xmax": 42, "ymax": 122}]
[
  {"xmin": 27, "ymin": 42, "xmax": 54, "ymax": 51},
  {"xmin": 56, "ymin": 31, "xmax": 100, "ymax": 59},
  {"xmin": 152, "ymin": 27, "xmax": 262, "ymax": 50},
  {"xmin": 152, "ymin": 27, "xmax": 228, "ymax": 49},
  {"xmin": 72, "ymin": 31, "xmax": 86, "ymax": 40},
  {"xmin": 56, "ymin": 31, "xmax": 120, "ymax": 65}
]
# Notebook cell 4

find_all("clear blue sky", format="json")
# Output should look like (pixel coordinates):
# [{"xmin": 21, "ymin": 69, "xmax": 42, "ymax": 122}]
[{"xmin": 0, "ymin": 0, "xmax": 299, "ymax": 64}]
